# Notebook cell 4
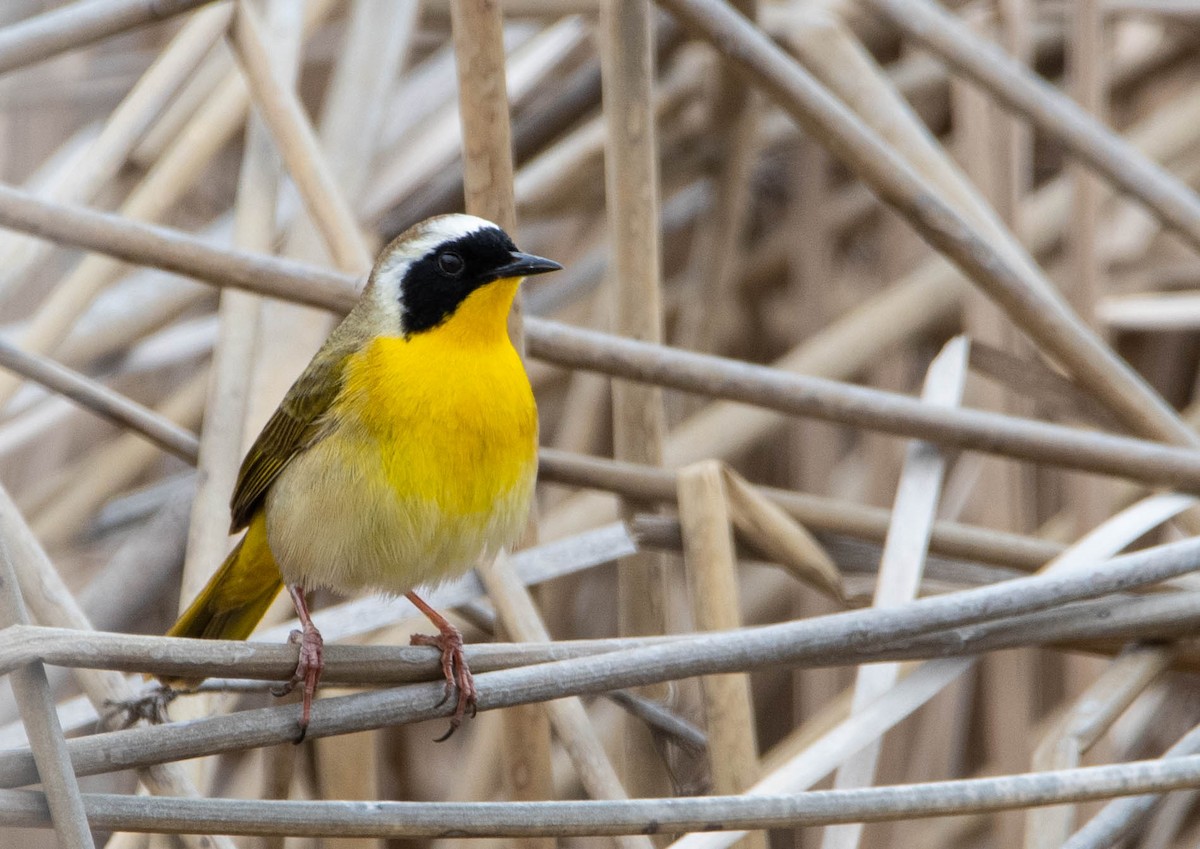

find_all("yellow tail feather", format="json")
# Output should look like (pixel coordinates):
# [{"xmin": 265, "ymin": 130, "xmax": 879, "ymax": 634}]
[{"xmin": 167, "ymin": 512, "xmax": 283, "ymax": 644}]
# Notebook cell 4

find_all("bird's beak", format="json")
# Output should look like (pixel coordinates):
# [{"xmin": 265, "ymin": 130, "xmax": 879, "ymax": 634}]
[{"xmin": 492, "ymin": 251, "xmax": 563, "ymax": 280}]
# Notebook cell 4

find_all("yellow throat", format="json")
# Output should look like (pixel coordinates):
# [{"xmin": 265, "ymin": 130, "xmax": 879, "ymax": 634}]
[{"xmin": 343, "ymin": 275, "xmax": 537, "ymax": 516}]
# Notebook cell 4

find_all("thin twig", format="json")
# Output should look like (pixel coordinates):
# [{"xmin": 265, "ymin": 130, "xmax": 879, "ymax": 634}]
[
  {"xmin": 1026, "ymin": 646, "xmax": 1173, "ymax": 847},
  {"xmin": 0, "ymin": 479, "xmax": 236, "ymax": 849},
  {"xmin": 0, "ymin": 337, "xmax": 199, "ymax": 462},
  {"xmin": 677, "ymin": 461, "xmax": 762, "ymax": 812}
]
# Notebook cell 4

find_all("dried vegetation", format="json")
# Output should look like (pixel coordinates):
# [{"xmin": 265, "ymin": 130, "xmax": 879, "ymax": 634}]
[{"xmin": 4, "ymin": 1, "xmax": 1200, "ymax": 848}]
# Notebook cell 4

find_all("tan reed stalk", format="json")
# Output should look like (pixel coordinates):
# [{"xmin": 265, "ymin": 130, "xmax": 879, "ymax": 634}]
[
  {"xmin": 450, "ymin": 0, "xmax": 555, "ymax": 830},
  {"xmin": 600, "ymin": 0, "xmax": 672, "ymax": 800},
  {"xmin": 676, "ymin": 461, "xmax": 764, "ymax": 849}
]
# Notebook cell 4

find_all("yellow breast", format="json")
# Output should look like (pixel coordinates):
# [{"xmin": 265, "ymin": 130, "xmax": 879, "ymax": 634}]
[
  {"xmin": 345, "ymin": 327, "xmax": 538, "ymax": 516},
  {"xmin": 263, "ymin": 279, "xmax": 538, "ymax": 594}
]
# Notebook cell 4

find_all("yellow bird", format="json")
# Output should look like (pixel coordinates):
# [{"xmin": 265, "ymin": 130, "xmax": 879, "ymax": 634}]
[{"xmin": 167, "ymin": 214, "xmax": 561, "ymax": 737}]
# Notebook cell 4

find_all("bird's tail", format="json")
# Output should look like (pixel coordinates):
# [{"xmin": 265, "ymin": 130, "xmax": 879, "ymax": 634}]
[{"xmin": 167, "ymin": 512, "xmax": 284, "ymax": 645}]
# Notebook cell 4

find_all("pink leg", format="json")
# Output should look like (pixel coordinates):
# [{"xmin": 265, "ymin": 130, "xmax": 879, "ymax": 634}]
[
  {"xmin": 407, "ymin": 591, "xmax": 476, "ymax": 740},
  {"xmin": 274, "ymin": 584, "xmax": 323, "ymax": 741}
]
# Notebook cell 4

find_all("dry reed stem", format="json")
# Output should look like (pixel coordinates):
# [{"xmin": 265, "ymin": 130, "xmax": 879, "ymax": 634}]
[
  {"xmin": 305, "ymin": 0, "xmax": 415, "ymax": 221},
  {"xmin": 129, "ymin": 31, "xmax": 231, "ymax": 166},
  {"xmin": 365, "ymin": 20, "xmax": 589, "ymax": 226},
  {"xmin": 0, "ymin": 544, "xmax": 93, "ymax": 848},
  {"xmin": 450, "ymin": 0, "xmax": 516, "ymax": 235},
  {"xmin": 450, "ymin": 0, "xmax": 555, "ymax": 826},
  {"xmin": 718, "ymin": 469, "xmax": 844, "ymax": 601},
  {"xmin": 671, "ymin": 484, "xmax": 1196, "ymax": 849},
  {"xmin": 6, "ymin": 532, "xmax": 1200, "ymax": 787},
  {"xmin": 1026, "ymin": 646, "xmax": 1174, "ymax": 849},
  {"xmin": 1067, "ymin": 0, "xmax": 1108, "ymax": 328},
  {"xmin": 3, "ymin": 3, "xmax": 1200, "ymax": 844},
  {"xmin": 0, "ymin": 0, "xmax": 341, "ymax": 413},
  {"xmin": 820, "ymin": 336, "xmax": 967, "ymax": 849},
  {"xmin": 17, "ymin": 187, "xmax": 1200, "ymax": 492},
  {"xmin": 0, "ymin": 478, "xmax": 235, "ymax": 849},
  {"xmin": 865, "ymin": 0, "xmax": 1200, "ymax": 258},
  {"xmin": 0, "ymin": 0, "xmax": 215, "ymax": 77},
  {"xmin": 0, "ymin": 73, "xmax": 251, "ymax": 411},
  {"xmin": 5, "ymin": 751, "xmax": 1200, "ymax": 836},
  {"xmin": 10, "ymin": 590, "xmax": 1200, "ymax": 750},
  {"xmin": 30, "ymin": 368, "xmax": 208, "ymax": 545},
  {"xmin": 0, "ymin": 3, "xmax": 231, "ymax": 303},
  {"xmin": 1108, "ymin": 0, "xmax": 1200, "ymax": 13},
  {"xmin": 475, "ymin": 553, "xmax": 655, "ymax": 849},
  {"xmin": 228, "ymin": 0, "xmax": 371, "ymax": 273},
  {"xmin": 0, "ymin": 523, "xmax": 637, "ymax": 743},
  {"xmin": 783, "ymin": 8, "xmax": 1026, "ymax": 276},
  {"xmin": 10, "ymin": 590, "xmax": 1200, "ymax": 707},
  {"xmin": 543, "ymin": 66, "xmax": 1200, "ymax": 540},
  {"xmin": 266, "ymin": 0, "xmax": 389, "ymax": 834},
  {"xmin": 17, "ymin": 582, "xmax": 1200, "ymax": 741},
  {"xmin": 1062, "ymin": 724, "xmax": 1200, "ymax": 848},
  {"xmin": 677, "ymin": 461, "xmax": 764, "ymax": 849},
  {"xmin": 172, "ymin": 0, "xmax": 298, "ymax": 810},
  {"xmin": 600, "ymin": 0, "xmax": 672, "ymax": 799},
  {"xmin": 673, "ymin": 0, "xmax": 757, "ymax": 354},
  {"xmin": 0, "ymin": 338, "xmax": 199, "ymax": 461},
  {"xmin": 967, "ymin": 342, "xmax": 1119, "ymax": 428},
  {"xmin": 658, "ymin": 0, "xmax": 1197, "ymax": 456},
  {"xmin": 244, "ymin": 0, "xmax": 402, "ymax": 444}
]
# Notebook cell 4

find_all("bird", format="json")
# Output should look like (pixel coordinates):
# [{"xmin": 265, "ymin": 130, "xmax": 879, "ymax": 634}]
[{"xmin": 164, "ymin": 213, "xmax": 561, "ymax": 739}]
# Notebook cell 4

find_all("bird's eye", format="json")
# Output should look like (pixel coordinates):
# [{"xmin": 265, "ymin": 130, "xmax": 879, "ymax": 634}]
[{"xmin": 437, "ymin": 251, "xmax": 465, "ymax": 276}]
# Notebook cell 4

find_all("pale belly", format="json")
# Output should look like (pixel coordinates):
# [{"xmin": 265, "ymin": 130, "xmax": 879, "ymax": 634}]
[{"xmin": 264, "ymin": 428, "xmax": 535, "ymax": 594}]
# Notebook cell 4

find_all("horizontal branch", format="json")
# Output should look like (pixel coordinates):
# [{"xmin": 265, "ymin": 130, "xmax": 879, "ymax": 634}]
[
  {"xmin": 2, "ymin": 534, "xmax": 1199, "ymax": 786},
  {"xmin": 0, "ymin": 326, "xmax": 1079, "ymax": 575},
  {"xmin": 527, "ymin": 323, "xmax": 1200, "ymax": 493},
  {"xmin": 5, "ymin": 584, "xmax": 1200, "ymax": 690},
  {"xmin": 0, "ymin": 184, "xmax": 1197, "ymax": 493},
  {"xmin": 0, "ymin": 624, "xmax": 666, "ymax": 684},
  {"xmin": 541, "ymin": 450, "xmax": 1063, "ymax": 571},
  {"xmin": 6, "ymin": 754, "xmax": 1200, "ymax": 837},
  {"xmin": 0, "ymin": 338, "xmax": 199, "ymax": 462},
  {"xmin": 0, "ymin": 181, "xmax": 357, "ymax": 312}
]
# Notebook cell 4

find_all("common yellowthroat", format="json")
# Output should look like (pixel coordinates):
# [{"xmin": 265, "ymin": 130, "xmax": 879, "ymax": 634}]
[{"xmin": 167, "ymin": 214, "xmax": 561, "ymax": 736}]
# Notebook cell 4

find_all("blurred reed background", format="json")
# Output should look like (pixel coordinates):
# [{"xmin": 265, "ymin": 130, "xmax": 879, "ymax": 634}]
[{"xmin": 5, "ymin": 1, "xmax": 1200, "ymax": 848}]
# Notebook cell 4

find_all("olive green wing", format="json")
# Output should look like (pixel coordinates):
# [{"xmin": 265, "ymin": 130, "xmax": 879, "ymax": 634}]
[{"xmin": 229, "ymin": 349, "xmax": 351, "ymax": 533}]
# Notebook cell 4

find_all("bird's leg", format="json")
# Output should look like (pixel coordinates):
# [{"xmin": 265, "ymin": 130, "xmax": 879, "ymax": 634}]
[
  {"xmin": 273, "ymin": 584, "xmax": 323, "ymax": 741},
  {"xmin": 407, "ymin": 591, "xmax": 476, "ymax": 740}
]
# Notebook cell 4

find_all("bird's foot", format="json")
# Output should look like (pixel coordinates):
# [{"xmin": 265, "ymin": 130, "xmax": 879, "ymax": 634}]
[
  {"xmin": 410, "ymin": 624, "xmax": 476, "ymax": 741},
  {"xmin": 101, "ymin": 685, "xmax": 182, "ymax": 729},
  {"xmin": 273, "ymin": 623, "xmax": 323, "ymax": 742}
]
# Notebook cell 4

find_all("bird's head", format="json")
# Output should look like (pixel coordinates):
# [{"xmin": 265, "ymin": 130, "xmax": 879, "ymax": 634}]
[{"xmin": 364, "ymin": 214, "xmax": 561, "ymax": 342}]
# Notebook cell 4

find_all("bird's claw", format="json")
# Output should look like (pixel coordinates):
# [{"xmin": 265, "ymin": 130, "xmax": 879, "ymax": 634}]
[
  {"xmin": 274, "ymin": 625, "xmax": 323, "ymax": 743},
  {"xmin": 410, "ymin": 627, "xmax": 476, "ymax": 741}
]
